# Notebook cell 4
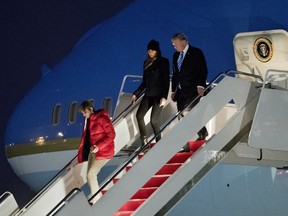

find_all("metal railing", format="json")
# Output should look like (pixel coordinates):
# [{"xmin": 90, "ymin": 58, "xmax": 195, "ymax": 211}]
[{"xmin": 0, "ymin": 191, "xmax": 19, "ymax": 216}]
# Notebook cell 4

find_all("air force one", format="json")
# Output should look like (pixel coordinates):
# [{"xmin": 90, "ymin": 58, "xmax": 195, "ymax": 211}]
[{"xmin": 2, "ymin": 1, "xmax": 288, "ymax": 215}]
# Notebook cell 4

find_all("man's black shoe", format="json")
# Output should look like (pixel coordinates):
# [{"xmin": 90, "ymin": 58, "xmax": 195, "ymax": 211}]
[
  {"xmin": 178, "ymin": 148, "xmax": 190, "ymax": 153},
  {"xmin": 196, "ymin": 132, "xmax": 208, "ymax": 141},
  {"xmin": 178, "ymin": 144, "xmax": 190, "ymax": 153}
]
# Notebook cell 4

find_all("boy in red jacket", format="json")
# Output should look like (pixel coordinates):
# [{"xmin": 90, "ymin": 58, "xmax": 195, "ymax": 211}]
[{"xmin": 77, "ymin": 100, "xmax": 115, "ymax": 204}]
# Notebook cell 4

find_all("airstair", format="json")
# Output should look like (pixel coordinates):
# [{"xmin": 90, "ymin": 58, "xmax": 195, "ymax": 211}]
[{"xmin": 46, "ymin": 71, "xmax": 268, "ymax": 216}]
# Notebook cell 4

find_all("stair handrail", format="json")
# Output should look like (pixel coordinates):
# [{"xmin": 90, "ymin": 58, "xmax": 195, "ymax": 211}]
[
  {"xmin": 112, "ymin": 74, "xmax": 143, "ymax": 120},
  {"xmin": 46, "ymin": 188, "xmax": 81, "ymax": 216},
  {"xmin": 264, "ymin": 68, "xmax": 288, "ymax": 84},
  {"xmin": 227, "ymin": 70, "xmax": 263, "ymax": 81},
  {"xmin": 0, "ymin": 191, "xmax": 19, "ymax": 216},
  {"xmin": 0, "ymin": 191, "xmax": 10, "ymax": 204}
]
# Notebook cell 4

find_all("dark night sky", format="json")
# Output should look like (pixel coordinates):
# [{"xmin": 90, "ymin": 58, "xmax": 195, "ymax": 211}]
[{"xmin": 0, "ymin": 0, "xmax": 133, "ymax": 207}]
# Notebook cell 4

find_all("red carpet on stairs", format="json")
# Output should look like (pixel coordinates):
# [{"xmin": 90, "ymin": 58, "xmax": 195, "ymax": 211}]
[
  {"xmin": 113, "ymin": 140, "xmax": 206, "ymax": 215},
  {"xmin": 188, "ymin": 140, "xmax": 206, "ymax": 152}
]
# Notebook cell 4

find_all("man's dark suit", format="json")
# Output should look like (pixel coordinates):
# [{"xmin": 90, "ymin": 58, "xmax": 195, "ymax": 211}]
[{"xmin": 172, "ymin": 45, "xmax": 208, "ymax": 139}]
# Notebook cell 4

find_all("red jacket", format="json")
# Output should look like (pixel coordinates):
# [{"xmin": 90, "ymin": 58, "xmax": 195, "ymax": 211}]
[{"xmin": 77, "ymin": 109, "xmax": 115, "ymax": 163}]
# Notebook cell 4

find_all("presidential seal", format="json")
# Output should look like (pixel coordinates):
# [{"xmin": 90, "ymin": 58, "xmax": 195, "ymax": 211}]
[{"xmin": 253, "ymin": 37, "xmax": 273, "ymax": 62}]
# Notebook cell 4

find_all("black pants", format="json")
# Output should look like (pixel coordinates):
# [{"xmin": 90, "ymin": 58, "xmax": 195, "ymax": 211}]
[
  {"xmin": 176, "ymin": 90, "xmax": 208, "ymax": 138},
  {"xmin": 136, "ymin": 95, "xmax": 163, "ymax": 142}
]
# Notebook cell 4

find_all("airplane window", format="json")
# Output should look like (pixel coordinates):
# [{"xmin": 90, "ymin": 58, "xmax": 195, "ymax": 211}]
[
  {"xmin": 68, "ymin": 101, "xmax": 78, "ymax": 124},
  {"xmin": 102, "ymin": 97, "xmax": 113, "ymax": 117},
  {"xmin": 89, "ymin": 99, "xmax": 95, "ymax": 108},
  {"xmin": 52, "ymin": 104, "xmax": 61, "ymax": 125}
]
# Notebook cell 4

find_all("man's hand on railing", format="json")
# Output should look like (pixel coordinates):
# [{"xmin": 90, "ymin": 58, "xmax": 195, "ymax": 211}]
[{"xmin": 160, "ymin": 98, "xmax": 166, "ymax": 107}]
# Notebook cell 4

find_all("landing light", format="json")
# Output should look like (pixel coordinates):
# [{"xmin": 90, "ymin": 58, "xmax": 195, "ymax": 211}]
[
  {"xmin": 58, "ymin": 132, "xmax": 64, "ymax": 137},
  {"xmin": 36, "ymin": 136, "xmax": 45, "ymax": 145}
]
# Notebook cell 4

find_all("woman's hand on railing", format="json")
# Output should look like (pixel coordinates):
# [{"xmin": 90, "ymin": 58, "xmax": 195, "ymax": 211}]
[
  {"xmin": 131, "ymin": 95, "xmax": 137, "ymax": 104},
  {"xmin": 197, "ymin": 86, "xmax": 205, "ymax": 97}
]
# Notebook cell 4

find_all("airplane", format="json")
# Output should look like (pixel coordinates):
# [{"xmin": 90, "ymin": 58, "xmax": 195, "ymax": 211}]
[{"xmin": 2, "ymin": 0, "xmax": 288, "ymax": 215}]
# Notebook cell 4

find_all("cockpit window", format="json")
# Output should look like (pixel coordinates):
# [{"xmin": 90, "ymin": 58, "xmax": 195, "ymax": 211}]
[
  {"xmin": 52, "ymin": 103, "xmax": 61, "ymax": 125},
  {"xmin": 102, "ymin": 97, "xmax": 113, "ymax": 117},
  {"xmin": 68, "ymin": 101, "xmax": 78, "ymax": 124}
]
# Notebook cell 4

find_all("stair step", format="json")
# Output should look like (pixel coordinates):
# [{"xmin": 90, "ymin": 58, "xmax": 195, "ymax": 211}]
[
  {"xmin": 188, "ymin": 140, "xmax": 206, "ymax": 152},
  {"xmin": 167, "ymin": 151, "xmax": 193, "ymax": 163},
  {"xmin": 117, "ymin": 199, "xmax": 145, "ymax": 212},
  {"xmin": 114, "ymin": 211, "xmax": 134, "ymax": 216},
  {"xmin": 126, "ymin": 165, "xmax": 132, "ymax": 172},
  {"xmin": 103, "ymin": 186, "xmax": 158, "ymax": 204},
  {"xmin": 142, "ymin": 175, "xmax": 169, "ymax": 188},
  {"xmin": 138, "ymin": 153, "xmax": 144, "ymax": 160},
  {"xmin": 155, "ymin": 163, "xmax": 182, "ymax": 175},
  {"xmin": 130, "ymin": 187, "xmax": 157, "ymax": 199}
]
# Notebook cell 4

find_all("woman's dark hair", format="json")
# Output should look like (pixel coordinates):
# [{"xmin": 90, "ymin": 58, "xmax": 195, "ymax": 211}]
[{"xmin": 147, "ymin": 39, "xmax": 160, "ymax": 52}]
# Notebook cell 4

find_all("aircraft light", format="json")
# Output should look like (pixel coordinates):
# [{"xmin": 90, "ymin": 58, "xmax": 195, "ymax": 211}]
[
  {"xmin": 57, "ymin": 132, "xmax": 64, "ymax": 137},
  {"xmin": 36, "ymin": 136, "xmax": 45, "ymax": 145}
]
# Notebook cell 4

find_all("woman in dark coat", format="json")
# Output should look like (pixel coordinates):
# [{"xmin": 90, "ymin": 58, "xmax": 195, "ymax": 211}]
[{"xmin": 131, "ymin": 39, "xmax": 170, "ymax": 145}]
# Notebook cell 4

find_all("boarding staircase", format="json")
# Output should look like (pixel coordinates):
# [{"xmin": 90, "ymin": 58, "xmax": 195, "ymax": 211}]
[{"xmin": 47, "ymin": 71, "xmax": 265, "ymax": 216}]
